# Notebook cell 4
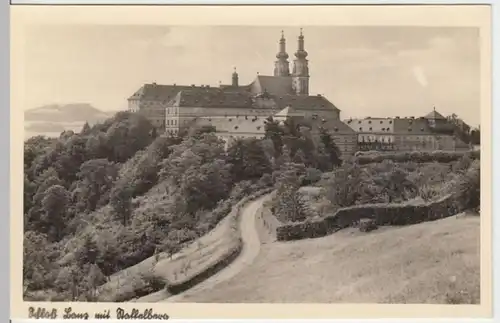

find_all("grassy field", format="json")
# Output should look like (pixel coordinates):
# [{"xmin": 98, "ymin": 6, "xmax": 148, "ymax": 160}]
[{"xmin": 176, "ymin": 213, "xmax": 480, "ymax": 304}]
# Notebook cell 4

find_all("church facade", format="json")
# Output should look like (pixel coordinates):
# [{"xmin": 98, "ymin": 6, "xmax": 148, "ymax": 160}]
[{"xmin": 128, "ymin": 30, "xmax": 358, "ymax": 156}]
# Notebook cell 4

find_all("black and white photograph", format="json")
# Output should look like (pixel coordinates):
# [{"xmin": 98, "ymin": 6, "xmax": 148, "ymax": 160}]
[{"xmin": 13, "ymin": 4, "xmax": 491, "ymax": 319}]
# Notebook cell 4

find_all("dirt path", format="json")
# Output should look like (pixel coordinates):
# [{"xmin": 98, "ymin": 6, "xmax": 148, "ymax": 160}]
[{"xmin": 162, "ymin": 195, "xmax": 268, "ymax": 303}]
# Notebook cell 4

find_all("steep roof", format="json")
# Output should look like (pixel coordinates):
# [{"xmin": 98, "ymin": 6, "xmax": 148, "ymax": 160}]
[
  {"xmin": 171, "ymin": 89, "xmax": 254, "ymax": 108},
  {"xmin": 250, "ymin": 75, "xmax": 294, "ymax": 95},
  {"xmin": 128, "ymin": 83, "xmax": 251, "ymax": 102},
  {"xmin": 128, "ymin": 83, "xmax": 193, "ymax": 101},
  {"xmin": 393, "ymin": 117, "xmax": 434, "ymax": 134},
  {"xmin": 305, "ymin": 117, "xmax": 356, "ymax": 134},
  {"xmin": 424, "ymin": 109, "xmax": 446, "ymax": 120},
  {"xmin": 273, "ymin": 94, "xmax": 340, "ymax": 112}
]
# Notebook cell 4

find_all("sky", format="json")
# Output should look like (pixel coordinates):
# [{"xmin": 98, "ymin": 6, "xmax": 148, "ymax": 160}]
[{"xmin": 23, "ymin": 25, "xmax": 481, "ymax": 127}]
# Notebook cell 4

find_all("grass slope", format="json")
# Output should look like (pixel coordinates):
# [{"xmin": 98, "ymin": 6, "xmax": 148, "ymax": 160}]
[{"xmin": 177, "ymin": 213, "xmax": 480, "ymax": 304}]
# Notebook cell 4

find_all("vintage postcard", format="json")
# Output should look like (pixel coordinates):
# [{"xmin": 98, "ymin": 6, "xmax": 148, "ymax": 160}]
[{"xmin": 11, "ymin": 4, "xmax": 492, "ymax": 320}]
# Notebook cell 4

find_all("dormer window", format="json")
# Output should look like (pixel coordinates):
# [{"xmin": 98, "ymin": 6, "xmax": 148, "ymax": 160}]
[
  {"xmin": 369, "ymin": 127, "xmax": 373, "ymax": 131},
  {"xmin": 359, "ymin": 127, "xmax": 363, "ymax": 131},
  {"xmin": 380, "ymin": 121, "xmax": 383, "ymax": 124},
  {"xmin": 368, "ymin": 121, "xmax": 372, "ymax": 124}
]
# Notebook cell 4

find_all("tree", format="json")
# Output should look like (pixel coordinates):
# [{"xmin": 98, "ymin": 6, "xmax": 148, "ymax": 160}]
[
  {"xmin": 226, "ymin": 138, "xmax": 272, "ymax": 182},
  {"xmin": 179, "ymin": 159, "xmax": 232, "ymax": 215},
  {"xmin": 77, "ymin": 235, "xmax": 100, "ymax": 266},
  {"xmin": 81, "ymin": 122, "xmax": 91, "ymax": 135},
  {"xmin": 109, "ymin": 185, "xmax": 133, "ymax": 226},
  {"xmin": 187, "ymin": 125, "xmax": 216, "ymax": 139},
  {"xmin": 273, "ymin": 169, "xmax": 308, "ymax": 222},
  {"xmin": 24, "ymin": 175, "xmax": 35, "ymax": 217},
  {"xmin": 23, "ymin": 231, "xmax": 60, "ymax": 290},
  {"xmin": 456, "ymin": 160, "xmax": 480, "ymax": 211},
  {"xmin": 83, "ymin": 264, "xmax": 107, "ymax": 300},
  {"xmin": 74, "ymin": 159, "xmax": 118, "ymax": 213},
  {"xmin": 105, "ymin": 113, "xmax": 154, "ymax": 163},
  {"xmin": 40, "ymin": 185, "xmax": 70, "ymax": 241},
  {"xmin": 53, "ymin": 135, "xmax": 89, "ymax": 183},
  {"xmin": 324, "ymin": 162, "xmax": 366, "ymax": 208},
  {"xmin": 264, "ymin": 117, "xmax": 284, "ymax": 157},
  {"xmin": 470, "ymin": 127, "xmax": 480, "ymax": 145},
  {"xmin": 319, "ymin": 127, "xmax": 342, "ymax": 169}
]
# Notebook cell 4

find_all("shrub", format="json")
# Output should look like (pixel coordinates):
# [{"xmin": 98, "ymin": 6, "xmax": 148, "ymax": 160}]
[
  {"xmin": 355, "ymin": 150, "xmax": 479, "ymax": 165},
  {"xmin": 418, "ymin": 184, "xmax": 440, "ymax": 202},
  {"xmin": 303, "ymin": 167, "xmax": 322, "ymax": 185},
  {"xmin": 455, "ymin": 160, "xmax": 480, "ymax": 211},
  {"xmin": 359, "ymin": 218, "xmax": 378, "ymax": 232}
]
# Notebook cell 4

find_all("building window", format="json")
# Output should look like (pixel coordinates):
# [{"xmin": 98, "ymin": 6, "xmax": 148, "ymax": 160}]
[
  {"xmin": 359, "ymin": 127, "xmax": 363, "ymax": 131},
  {"xmin": 369, "ymin": 127, "xmax": 372, "ymax": 131}
]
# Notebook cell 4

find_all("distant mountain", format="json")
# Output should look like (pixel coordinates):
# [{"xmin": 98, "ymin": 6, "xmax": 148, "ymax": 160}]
[
  {"xmin": 24, "ymin": 104, "xmax": 117, "ymax": 139},
  {"xmin": 25, "ymin": 103, "xmax": 113, "ymax": 123}
]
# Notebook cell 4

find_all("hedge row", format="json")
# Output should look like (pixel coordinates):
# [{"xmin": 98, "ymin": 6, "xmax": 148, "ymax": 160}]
[
  {"xmin": 165, "ymin": 187, "xmax": 275, "ymax": 296},
  {"xmin": 276, "ymin": 193, "xmax": 467, "ymax": 241},
  {"xmin": 354, "ymin": 150, "xmax": 480, "ymax": 165}
]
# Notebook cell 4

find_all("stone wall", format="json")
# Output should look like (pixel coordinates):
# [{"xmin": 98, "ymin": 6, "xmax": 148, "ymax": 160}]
[{"xmin": 276, "ymin": 192, "xmax": 467, "ymax": 242}]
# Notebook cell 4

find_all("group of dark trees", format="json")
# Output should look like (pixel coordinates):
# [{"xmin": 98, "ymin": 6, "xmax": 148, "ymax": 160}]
[
  {"xmin": 447, "ymin": 114, "xmax": 480, "ymax": 145},
  {"xmin": 23, "ymin": 112, "xmax": 343, "ymax": 300}
]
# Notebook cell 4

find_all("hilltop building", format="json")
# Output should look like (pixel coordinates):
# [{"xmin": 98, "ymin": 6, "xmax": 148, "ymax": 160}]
[
  {"xmin": 128, "ymin": 29, "xmax": 358, "ymax": 156},
  {"xmin": 344, "ymin": 108, "xmax": 469, "ymax": 152}
]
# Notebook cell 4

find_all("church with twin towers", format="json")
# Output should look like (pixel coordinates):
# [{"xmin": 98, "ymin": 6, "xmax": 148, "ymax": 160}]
[
  {"xmin": 273, "ymin": 29, "xmax": 310, "ymax": 95},
  {"xmin": 127, "ymin": 29, "xmax": 358, "ymax": 155}
]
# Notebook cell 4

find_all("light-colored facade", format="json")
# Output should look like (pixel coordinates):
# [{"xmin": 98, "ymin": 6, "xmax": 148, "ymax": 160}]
[{"xmin": 345, "ymin": 109, "xmax": 469, "ymax": 152}]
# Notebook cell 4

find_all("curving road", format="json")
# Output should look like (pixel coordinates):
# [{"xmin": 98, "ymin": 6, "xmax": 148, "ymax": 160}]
[{"xmin": 162, "ymin": 195, "xmax": 268, "ymax": 302}]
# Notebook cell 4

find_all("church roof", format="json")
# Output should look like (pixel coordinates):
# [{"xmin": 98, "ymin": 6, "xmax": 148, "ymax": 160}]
[
  {"xmin": 273, "ymin": 94, "xmax": 340, "ymax": 112},
  {"xmin": 250, "ymin": 75, "xmax": 294, "ymax": 96},
  {"xmin": 128, "ymin": 83, "xmax": 251, "ymax": 102},
  {"xmin": 171, "ymin": 89, "xmax": 254, "ymax": 108},
  {"xmin": 128, "ymin": 83, "xmax": 194, "ymax": 101},
  {"xmin": 424, "ymin": 109, "xmax": 446, "ymax": 120}
]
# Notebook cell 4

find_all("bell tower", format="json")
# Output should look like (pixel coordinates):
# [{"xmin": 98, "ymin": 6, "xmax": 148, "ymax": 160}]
[
  {"xmin": 232, "ymin": 67, "xmax": 239, "ymax": 87},
  {"xmin": 292, "ymin": 28, "xmax": 310, "ymax": 95},
  {"xmin": 274, "ymin": 30, "xmax": 290, "ymax": 77}
]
